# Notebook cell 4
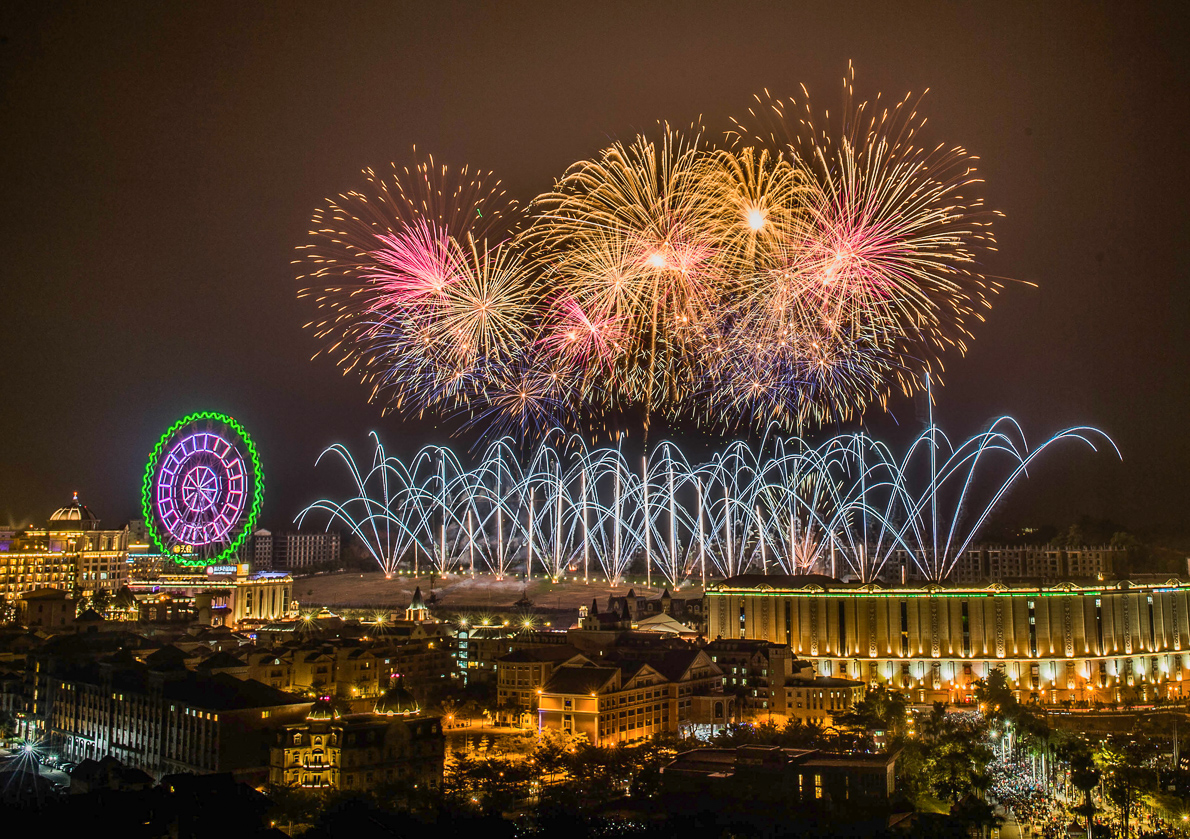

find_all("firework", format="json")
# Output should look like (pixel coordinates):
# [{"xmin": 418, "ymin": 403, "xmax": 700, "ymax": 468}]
[
  {"xmin": 301, "ymin": 417, "xmax": 1117, "ymax": 585},
  {"xmin": 299, "ymin": 70, "xmax": 1003, "ymax": 444}
]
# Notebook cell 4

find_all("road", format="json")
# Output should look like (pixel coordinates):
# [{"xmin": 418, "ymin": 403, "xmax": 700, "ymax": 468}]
[{"xmin": 995, "ymin": 805, "xmax": 1024, "ymax": 839}]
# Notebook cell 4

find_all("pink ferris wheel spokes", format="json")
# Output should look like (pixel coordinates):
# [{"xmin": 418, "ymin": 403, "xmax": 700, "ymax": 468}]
[{"xmin": 154, "ymin": 430, "xmax": 247, "ymax": 548}]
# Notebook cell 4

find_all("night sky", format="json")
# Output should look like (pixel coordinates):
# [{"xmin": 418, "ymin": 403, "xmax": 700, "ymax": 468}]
[{"xmin": 2, "ymin": 2, "xmax": 1187, "ymax": 534}]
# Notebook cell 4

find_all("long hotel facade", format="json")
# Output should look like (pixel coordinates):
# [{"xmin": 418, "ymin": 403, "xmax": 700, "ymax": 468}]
[{"xmin": 705, "ymin": 574, "xmax": 1190, "ymax": 705}]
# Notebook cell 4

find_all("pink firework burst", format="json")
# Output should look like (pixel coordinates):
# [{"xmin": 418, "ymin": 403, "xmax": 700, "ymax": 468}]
[
  {"xmin": 540, "ymin": 296, "xmax": 625, "ymax": 367},
  {"xmin": 364, "ymin": 220, "xmax": 466, "ymax": 307}
]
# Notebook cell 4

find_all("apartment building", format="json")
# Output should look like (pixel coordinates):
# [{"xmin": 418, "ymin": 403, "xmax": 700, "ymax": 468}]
[
  {"xmin": 47, "ymin": 660, "xmax": 309, "ymax": 781},
  {"xmin": 268, "ymin": 689, "xmax": 444, "ymax": 791},
  {"xmin": 703, "ymin": 638, "xmax": 865, "ymax": 725},
  {"xmin": 495, "ymin": 645, "xmax": 582, "ymax": 725},
  {"xmin": 537, "ymin": 647, "xmax": 722, "ymax": 745},
  {"xmin": 252, "ymin": 529, "xmax": 340, "ymax": 571}
]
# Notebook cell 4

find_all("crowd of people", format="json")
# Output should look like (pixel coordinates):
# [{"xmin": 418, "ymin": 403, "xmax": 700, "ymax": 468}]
[
  {"xmin": 987, "ymin": 755, "xmax": 1187, "ymax": 839},
  {"xmin": 989, "ymin": 756, "xmax": 1078, "ymax": 838}
]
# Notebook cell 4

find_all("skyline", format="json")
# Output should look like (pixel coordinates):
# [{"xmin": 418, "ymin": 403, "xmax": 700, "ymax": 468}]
[{"xmin": 2, "ymin": 3, "xmax": 1187, "ymax": 533}]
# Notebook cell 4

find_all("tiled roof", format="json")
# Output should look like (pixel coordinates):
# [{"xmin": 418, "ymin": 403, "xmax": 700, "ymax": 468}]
[
  {"xmin": 497, "ymin": 645, "xmax": 581, "ymax": 664},
  {"xmin": 542, "ymin": 664, "xmax": 619, "ymax": 695},
  {"xmin": 163, "ymin": 672, "xmax": 307, "ymax": 711}
]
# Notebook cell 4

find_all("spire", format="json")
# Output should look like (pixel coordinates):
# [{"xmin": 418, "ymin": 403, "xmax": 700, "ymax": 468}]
[
  {"xmin": 590, "ymin": 598, "xmax": 599, "ymax": 616},
  {"xmin": 404, "ymin": 586, "xmax": 429, "ymax": 622}
]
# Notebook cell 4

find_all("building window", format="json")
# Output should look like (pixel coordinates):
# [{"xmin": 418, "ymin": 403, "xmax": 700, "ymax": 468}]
[
  {"xmin": 900, "ymin": 601, "xmax": 909, "ymax": 657},
  {"xmin": 961, "ymin": 600, "xmax": 970, "ymax": 657},
  {"xmin": 1027, "ymin": 600, "xmax": 1037, "ymax": 657},
  {"xmin": 837, "ymin": 601, "xmax": 847, "ymax": 655}
]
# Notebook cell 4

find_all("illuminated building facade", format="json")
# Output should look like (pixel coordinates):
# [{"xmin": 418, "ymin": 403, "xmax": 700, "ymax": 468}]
[
  {"xmin": 704, "ymin": 639, "xmax": 865, "ymax": 725},
  {"xmin": 0, "ymin": 494, "xmax": 132, "ymax": 604},
  {"xmin": 455, "ymin": 623, "xmax": 571, "ymax": 684},
  {"xmin": 269, "ymin": 688, "xmax": 444, "ymax": 790},
  {"xmin": 252, "ymin": 529, "xmax": 341, "ymax": 571},
  {"xmin": 706, "ymin": 575, "xmax": 1190, "ymax": 704},
  {"xmin": 45, "ymin": 663, "xmax": 310, "ymax": 780},
  {"xmin": 496, "ymin": 645, "xmax": 582, "ymax": 725},
  {"xmin": 126, "ymin": 564, "xmax": 294, "ymax": 627},
  {"xmin": 896, "ymin": 545, "xmax": 1123, "ymax": 585},
  {"xmin": 537, "ymin": 648, "xmax": 722, "ymax": 745}
]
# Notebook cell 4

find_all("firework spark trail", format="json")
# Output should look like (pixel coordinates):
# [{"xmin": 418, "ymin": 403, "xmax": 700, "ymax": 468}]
[
  {"xmin": 298, "ymin": 70, "xmax": 1006, "ymax": 446},
  {"xmin": 300, "ymin": 420, "xmax": 1118, "ymax": 586}
]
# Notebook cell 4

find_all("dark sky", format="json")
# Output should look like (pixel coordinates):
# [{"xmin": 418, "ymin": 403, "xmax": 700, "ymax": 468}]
[{"xmin": 2, "ymin": 2, "xmax": 1187, "ymax": 533}]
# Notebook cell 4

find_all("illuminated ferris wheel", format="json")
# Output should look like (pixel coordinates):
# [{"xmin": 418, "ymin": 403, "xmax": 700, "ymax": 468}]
[{"xmin": 142, "ymin": 412, "xmax": 263, "ymax": 565}]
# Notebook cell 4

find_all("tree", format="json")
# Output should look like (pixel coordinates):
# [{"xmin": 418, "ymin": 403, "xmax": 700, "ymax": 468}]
[
  {"xmin": 835, "ymin": 684, "xmax": 908, "ymax": 736},
  {"xmin": 779, "ymin": 717, "xmax": 827, "ymax": 748},
  {"xmin": 0, "ymin": 710, "xmax": 16, "ymax": 744},
  {"xmin": 950, "ymin": 795, "xmax": 1002, "ymax": 839},
  {"xmin": 920, "ymin": 713, "xmax": 994, "ymax": 803},
  {"xmin": 459, "ymin": 699, "xmax": 481, "ymax": 727},
  {"xmin": 1069, "ymin": 756, "xmax": 1102, "ymax": 838},
  {"xmin": 973, "ymin": 667, "xmax": 1019, "ymax": 724},
  {"xmin": 89, "ymin": 588, "xmax": 110, "ymax": 615},
  {"xmin": 531, "ymin": 729, "xmax": 577, "ymax": 784},
  {"xmin": 1097, "ymin": 737, "xmax": 1158, "ymax": 838},
  {"xmin": 112, "ymin": 586, "xmax": 137, "ymax": 613},
  {"xmin": 264, "ymin": 783, "xmax": 320, "ymax": 833}
]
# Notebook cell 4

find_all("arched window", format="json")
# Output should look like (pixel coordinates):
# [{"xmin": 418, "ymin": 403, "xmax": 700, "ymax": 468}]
[
  {"xmin": 314, "ymin": 736, "xmax": 322, "ymax": 747},
  {"xmin": 294, "ymin": 733, "xmax": 302, "ymax": 746}
]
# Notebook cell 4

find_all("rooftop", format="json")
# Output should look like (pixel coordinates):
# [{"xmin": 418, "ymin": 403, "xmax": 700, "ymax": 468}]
[
  {"xmin": 163, "ymin": 671, "xmax": 307, "ymax": 711},
  {"xmin": 49, "ymin": 492, "xmax": 100, "ymax": 529},
  {"xmin": 541, "ymin": 663, "xmax": 619, "ymax": 695},
  {"xmin": 498, "ymin": 645, "xmax": 581, "ymax": 664}
]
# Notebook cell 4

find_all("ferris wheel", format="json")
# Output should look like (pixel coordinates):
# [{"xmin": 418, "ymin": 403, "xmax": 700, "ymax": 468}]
[{"xmin": 142, "ymin": 411, "xmax": 263, "ymax": 565}]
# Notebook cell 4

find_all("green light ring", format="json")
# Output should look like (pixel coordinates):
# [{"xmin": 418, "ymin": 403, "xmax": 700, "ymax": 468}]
[{"xmin": 141, "ymin": 411, "xmax": 264, "ymax": 567}]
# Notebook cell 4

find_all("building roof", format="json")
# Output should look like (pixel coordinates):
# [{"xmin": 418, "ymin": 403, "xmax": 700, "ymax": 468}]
[
  {"xmin": 18, "ymin": 588, "xmax": 71, "ymax": 601},
  {"xmin": 718, "ymin": 574, "xmax": 841, "ymax": 588},
  {"xmin": 664, "ymin": 746, "xmax": 896, "ymax": 778},
  {"xmin": 498, "ymin": 645, "xmax": 581, "ymax": 664},
  {"xmin": 143, "ymin": 645, "xmax": 193, "ymax": 669},
  {"xmin": 704, "ymin": 638, "xmax": 785, "ymax": 654},
  {"xmin": 71, "ymin": 756, "xmax": 154, "ymax": 788},
  {"xmin": 633, "ymin": 613, "xmax": 695, "ymax": 634},
  {"xmin": 642, "ymin": 648, "xmax": 711, "ymax": 682},
  {"xmin": 542, "ymin": 663, "xmax": 620, "ymax": 695},
  {"xmin": 307, "ymin": 696, "xmax": 336, "ymax": 720},
  {"xmin": 162, "ymin": 672, "xmax": 307, "ymax": 711},
  {"xmin": 197, "ymin": 651, "xmax": 248, "ymax": 670},
  {"xmin": 374, "ymin": 680, "xmax": 420, "ymax": 716},
  {"xmin": 49, "ymin": 492, "xmax": 100, "ymax": 528}
]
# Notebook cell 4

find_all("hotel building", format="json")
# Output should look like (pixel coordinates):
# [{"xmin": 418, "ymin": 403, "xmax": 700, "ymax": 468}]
[{"xmin": 706, "ymin": 574, "xmax": 1190, "ymax": 705}]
